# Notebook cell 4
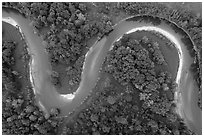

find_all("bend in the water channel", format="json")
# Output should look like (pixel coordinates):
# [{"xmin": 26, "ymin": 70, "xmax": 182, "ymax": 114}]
[{"xmin": 2, "ymin": 9, "xmax": 201, "ymax": 134}]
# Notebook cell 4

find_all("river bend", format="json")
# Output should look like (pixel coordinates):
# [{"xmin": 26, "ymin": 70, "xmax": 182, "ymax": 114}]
[{"xmin": 2, "ymin": 8, "xmax": 201, "ymax": 134}]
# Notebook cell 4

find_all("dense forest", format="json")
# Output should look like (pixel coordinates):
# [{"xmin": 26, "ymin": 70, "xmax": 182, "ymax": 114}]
[{"xmin": 2, "ymin": 2, "xmax": 202, "ymax": 135}]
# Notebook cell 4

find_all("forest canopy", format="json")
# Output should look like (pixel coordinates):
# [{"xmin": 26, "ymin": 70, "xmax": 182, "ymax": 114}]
[{"xmin": 2, "ymin": 2, "xmax": 201, "ymax": 135}]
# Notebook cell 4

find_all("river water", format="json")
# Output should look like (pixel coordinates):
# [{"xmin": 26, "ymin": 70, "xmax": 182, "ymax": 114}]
[{"xmin": 2, "ymin": 8, "xmax": 201, "ymax": 134}]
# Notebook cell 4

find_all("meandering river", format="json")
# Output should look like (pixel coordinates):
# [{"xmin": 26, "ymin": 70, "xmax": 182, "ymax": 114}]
[{"xmin": 2, "ymin": 8, "xmax": 201, "ymax": 134}]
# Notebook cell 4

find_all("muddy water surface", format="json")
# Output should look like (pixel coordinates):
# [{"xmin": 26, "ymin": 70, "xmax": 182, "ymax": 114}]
[{"xmin": 2, "ymin": 9, "xmax": 201, "ymax": 134}]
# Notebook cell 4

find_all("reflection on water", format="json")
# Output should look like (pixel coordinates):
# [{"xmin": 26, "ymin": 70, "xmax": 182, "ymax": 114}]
[{"xmin": 2, "ymin": 8, "xmax": 201, "ymax": 134}]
